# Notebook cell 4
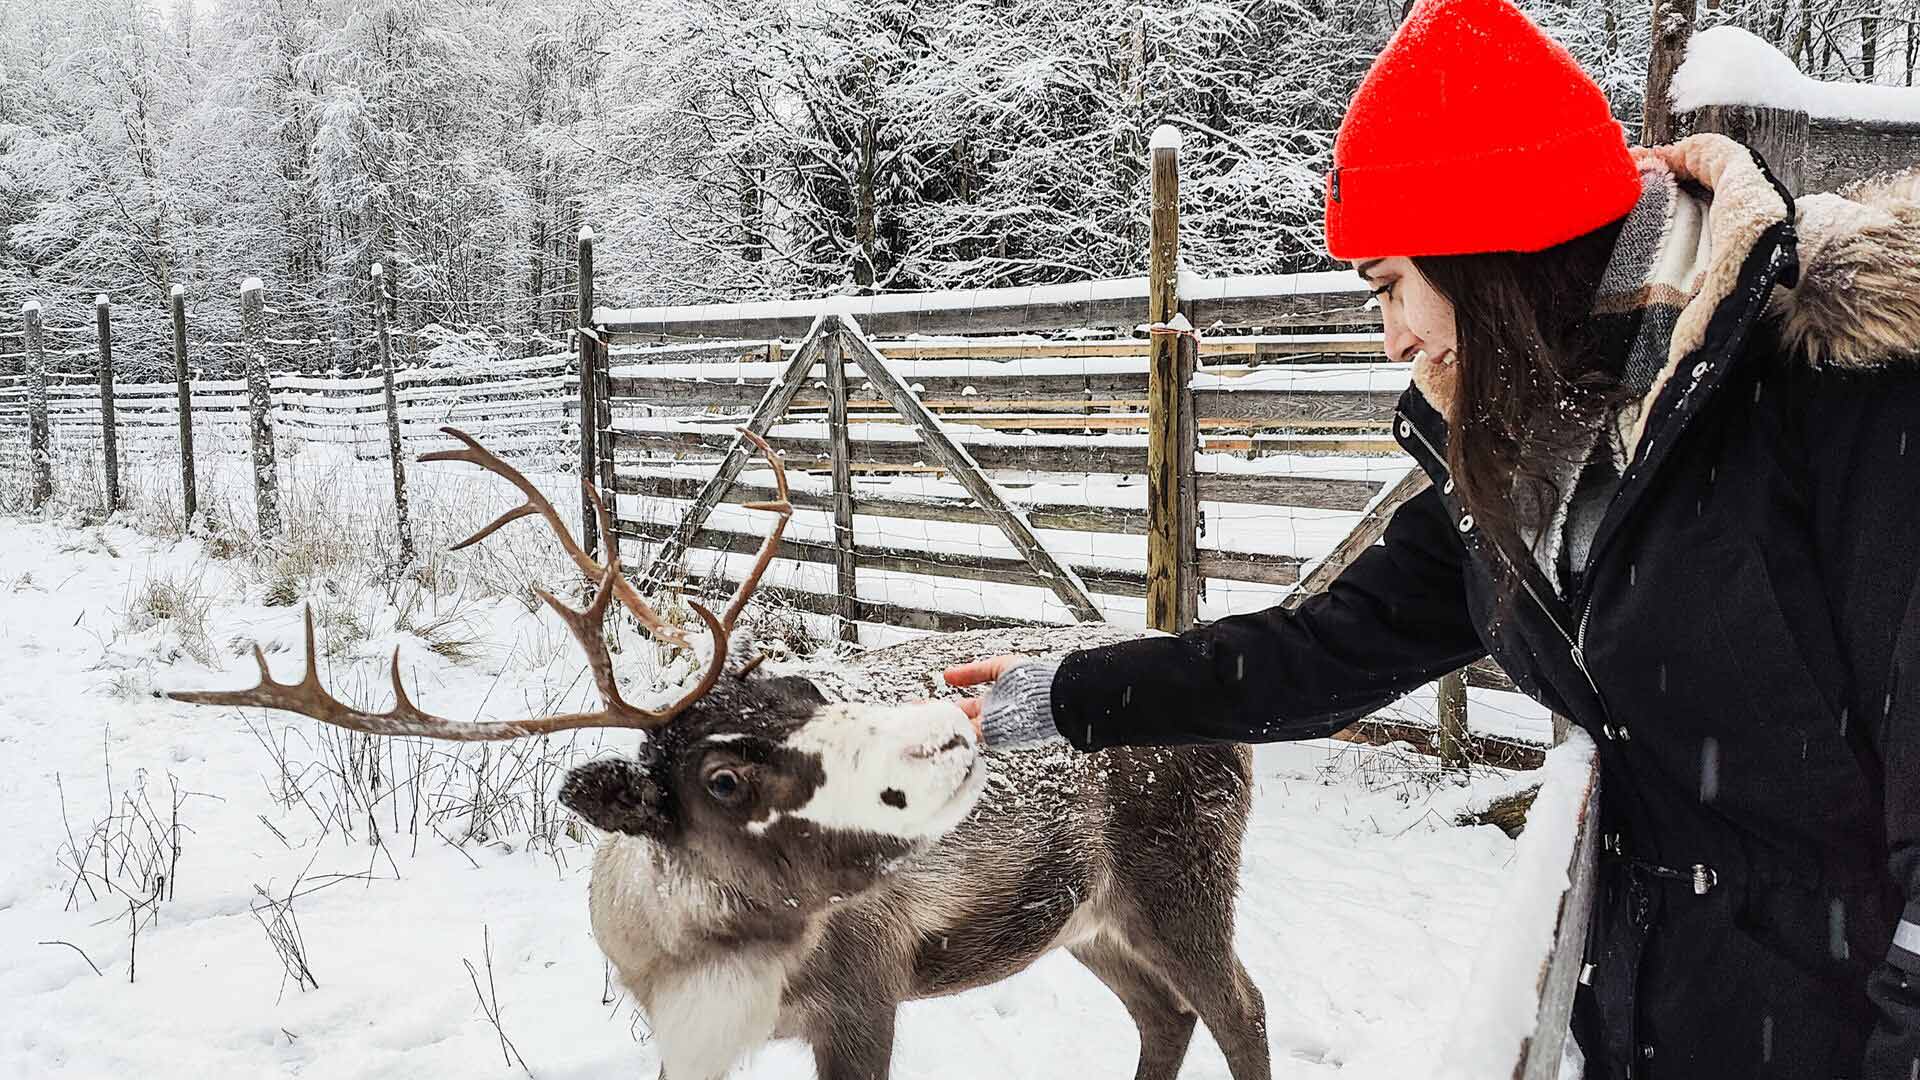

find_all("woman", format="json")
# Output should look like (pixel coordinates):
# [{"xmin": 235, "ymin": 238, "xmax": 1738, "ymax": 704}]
[{"xmin": 946, "ymin": 0, "xmax": 1920, "ymax": 1077}]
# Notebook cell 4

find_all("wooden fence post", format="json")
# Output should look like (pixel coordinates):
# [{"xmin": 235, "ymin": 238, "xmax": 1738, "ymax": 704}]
[
  {"xmin": 94, "ymin": 295, "xmax": 120, "ymax": 514},
  {"xmin": 1436, "ymin": 669, "xmax": 1470, "ymax": 769},
  {"xmin": 824, "ymin": 328, "xmax": 859, "ymax": 643},
  {"xmin": 371, "ymin": 263, "xmax": 414, "ymax": 567},
  {"xmin": 1145, "ymin": 124, "xmax": 1195, "ymax": 632},
  {"xmin": 23, "ymin": 301, "xmax": 50, "ymax": 509},
  {"xmin": 596, "ymin": 308, "xmax": 618, "ymax": 568},
  {"xmin": 1643, "ymin": 0, "xmax": 1697, "ymax": 146},
  {"xmin": 170, "ymin": 284, "xmax": 197, "ymax": 523},
  {"xmin": 240, "ymin": 277, "xmax": 281, "ymax": 538},
  {"xmin": 577, "ymin": 225, "xmax": 599, "ymax": 557},
  {"xmin": 1176, "ymin": 309, "xmax": 1201, "ymax": 628}
]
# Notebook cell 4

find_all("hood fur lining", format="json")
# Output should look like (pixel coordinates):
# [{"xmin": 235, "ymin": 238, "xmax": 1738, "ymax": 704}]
[{"xmin": 1773, "ymin": 167, "xmax": 1920, "ymax": 369}]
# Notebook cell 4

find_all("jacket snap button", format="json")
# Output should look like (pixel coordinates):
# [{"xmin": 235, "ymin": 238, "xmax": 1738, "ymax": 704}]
[
  {"xmin": 1691, "ymin": 361, "xmax": 1709, "ymax": 379},
  {"xmin": 1641, "ymin": 1044, "xmax": 1655, "ymax": 1059},
  {"xmin": 1602, "ymin": 724, "xmax": 1616, "ymax": 740},
  {"xmin": 1617, "ymin": 725, "xmax": 1631, "ymax": 741},
  {"xmin": 1398, "ymin": 419, "xmax": 1412, "ymax": 438},
  {"xmin": 1457, "ymin": 514, "xmax": 1473, "ymax": 533},
  {"xmin": 1443, "ymin": 478, "xmax": 1455, "ymax": 495}
]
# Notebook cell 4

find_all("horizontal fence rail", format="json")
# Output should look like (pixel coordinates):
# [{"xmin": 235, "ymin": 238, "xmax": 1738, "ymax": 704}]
[{"xmin": 598, "ymin": 272, "xmax": 1380, "ymax": 340}]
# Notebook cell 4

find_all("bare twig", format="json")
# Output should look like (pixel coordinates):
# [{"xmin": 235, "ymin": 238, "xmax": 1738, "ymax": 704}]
[
  {"xmin": 38, "ymin": 940, "xmax": 104, "ymax": 978},
  {"xmin": 462, "ymin": 926, "xmax": 532, "ymax": 1076}
]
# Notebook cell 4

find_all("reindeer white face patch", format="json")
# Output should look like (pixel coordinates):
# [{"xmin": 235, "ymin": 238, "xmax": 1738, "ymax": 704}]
[{"xmin": 759, "ymin": 701, "xmax": 984, "ymax": 841}]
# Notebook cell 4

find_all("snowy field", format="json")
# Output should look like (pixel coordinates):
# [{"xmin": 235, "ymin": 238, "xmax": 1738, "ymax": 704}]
[
  {"xmin": 0, "ymin": 518, "xmax": 1581, "ymax": 1079},
  {"xmin": 0, "ymin": 443, "xmax": 1577, "ymax": 1078}
]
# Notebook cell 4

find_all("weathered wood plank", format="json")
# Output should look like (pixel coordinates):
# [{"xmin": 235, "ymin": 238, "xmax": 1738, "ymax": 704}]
[
  {"xmin": 1147, "ymin": 129, "xmax": 1187, "ymax": 634},
  {"xmin": 854, "ymin": 337, "xmax": 1383, "ymax": 360},
  {"xmin": 1328, "ymin": 720, "xmax": 1550, "ymax": 771},
  {"xmin": 622, "ymin": 519, "xmax": 1138, "ymax": 596},
  {"xmin": 607, "ymin": 372, "xmax": 1400, "ymax": 424},
  {"xmin": 579, "ymin": 229, "xmax": 600, "ymax": 555},
  {"xmin": 671, "ymin": 572, "xmax": 1057, "ymax": 634},
  {"xmin": 1178, "ymin": 331, "xmax": 1202, "ymax": 628},
  {"xmin": 609, "ymin": 427, "xmax": 1389, "ymax": 507},
  {"xmin": 616, "ymin": 518, "xmax": 1299, "ymax": 596},
  {"xmin": 824, "ymin": 333, "xmax": 859, "ymax": 643},
  {"xmin": 599, "ymin": 284, "xmax": 1377, "ymax": 341},
  {"xmin": 614, "ymin": 471, "xmax": 1150, "ymax": 534}
]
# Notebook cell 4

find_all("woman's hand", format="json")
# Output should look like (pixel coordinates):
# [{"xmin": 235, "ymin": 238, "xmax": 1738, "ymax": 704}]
[{"xmin": 941, "ymin": 654, "xmax": 1030, "ymax": 720}]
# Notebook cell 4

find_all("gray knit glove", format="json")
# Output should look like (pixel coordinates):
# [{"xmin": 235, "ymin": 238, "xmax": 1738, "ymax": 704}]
[{"xmin": 976, "ymin": 661, "xmax": 1064, "ymax": 749}]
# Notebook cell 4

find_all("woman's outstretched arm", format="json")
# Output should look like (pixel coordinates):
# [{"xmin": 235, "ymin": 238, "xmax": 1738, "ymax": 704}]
[{"xmin": 953, "ymin": 484, "xmax": 1490, "ymax": 752}]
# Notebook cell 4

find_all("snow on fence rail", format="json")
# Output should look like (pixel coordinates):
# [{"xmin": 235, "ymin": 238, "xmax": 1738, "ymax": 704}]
[{"xmin": 597, "ymin": 270, "xmax": 1381, "ymax": 339}]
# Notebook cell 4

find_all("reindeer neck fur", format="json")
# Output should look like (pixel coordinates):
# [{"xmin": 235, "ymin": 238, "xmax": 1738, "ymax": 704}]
[{"xmin": 590, "ymin": 833, "xmax": 820, "ymax": 1080}]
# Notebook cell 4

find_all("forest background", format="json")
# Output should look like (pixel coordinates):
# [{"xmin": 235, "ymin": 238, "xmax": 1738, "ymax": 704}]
[{"xmin": 0, "ymin": 0, "xmax": 1906, "ymax": 374}]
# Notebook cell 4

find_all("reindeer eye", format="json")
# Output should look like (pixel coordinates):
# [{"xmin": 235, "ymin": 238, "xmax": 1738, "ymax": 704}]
[{"xmin": 705, "ymin": 768, "xmax": 743, "ymax": 801}]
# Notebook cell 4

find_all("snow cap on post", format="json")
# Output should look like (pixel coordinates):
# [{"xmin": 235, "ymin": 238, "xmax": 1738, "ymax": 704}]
[
  {"xmin": 240, "ymin": 276, "xmax": 263, "ymax": 294},
  {"xmin": 1672, "ymin": 25, "xmax": 1920, "ymax": 122},
  {"xmin": 94, "ymin": 293, "xmax": 109, "ymax": 307},
  {"xmin": 1148, "ymin": 124, "xmax": 1182, "ymax": 154},
  {"xmin": 23, "ymin": 300, "xmax": 41, "ymax": 313},
  {"xmin": 370, "ymin": 262, "xmax": 384, "ymax": 279},
  {"xmin": 578, "ymin": 225, "xmax": 595, "ymax": 243},
  {"xmin": 170, "ymin": 283, "xmax": 184, "ymax": 297}
]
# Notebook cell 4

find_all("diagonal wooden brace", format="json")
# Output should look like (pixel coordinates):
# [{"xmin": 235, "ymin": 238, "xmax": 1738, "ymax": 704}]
[{"xmin": 832, "ymin": 315, "xmax": 1104, "ymax": 623}]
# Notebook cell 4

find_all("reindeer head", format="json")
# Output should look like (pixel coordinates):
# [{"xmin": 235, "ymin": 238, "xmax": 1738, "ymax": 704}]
[{"xmin": 560, "ymin": 673, "xmax": 986, "ymax": 905}]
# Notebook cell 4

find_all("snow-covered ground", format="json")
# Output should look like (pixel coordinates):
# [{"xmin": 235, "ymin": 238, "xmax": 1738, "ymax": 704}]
[{"xmin": 0, "ymin": 510, "xmax": 1584, "ymax": 1079}]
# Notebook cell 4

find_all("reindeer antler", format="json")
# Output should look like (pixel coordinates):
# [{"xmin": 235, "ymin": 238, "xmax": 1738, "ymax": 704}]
[{"xmin": 167, "ymin": 427, "xmax": 793, "ymax": 739}]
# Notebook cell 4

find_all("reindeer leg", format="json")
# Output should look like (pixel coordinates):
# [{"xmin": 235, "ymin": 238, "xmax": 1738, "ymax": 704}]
[
  {"xmin": 1131, "ymin": 935, "xmax": 1270, "ymax": 1080},
  {"xmin": 808, "ymin": 1000, "xmax": 897, "ymax": 1080},
  {"xmin": 1070, "ymin": 941, "xmax": 1198, "ymax": 1080}
]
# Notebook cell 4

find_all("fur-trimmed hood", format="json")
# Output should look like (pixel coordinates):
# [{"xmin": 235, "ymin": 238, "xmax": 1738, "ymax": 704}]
[{"xmin": 1773, "ymin": 163, "xmax": 1920, "ymax": 368}]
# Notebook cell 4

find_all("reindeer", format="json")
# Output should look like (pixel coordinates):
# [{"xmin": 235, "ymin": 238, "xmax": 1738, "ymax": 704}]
[{"xmin": 171, "ymin": 428, "xmax": 1270, "ymax": 1080}]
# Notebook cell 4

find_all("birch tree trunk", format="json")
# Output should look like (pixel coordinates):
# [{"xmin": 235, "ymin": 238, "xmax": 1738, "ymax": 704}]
[{"xmin": 372, "ymin": 263, "xmax": 413, "ymax": 567}]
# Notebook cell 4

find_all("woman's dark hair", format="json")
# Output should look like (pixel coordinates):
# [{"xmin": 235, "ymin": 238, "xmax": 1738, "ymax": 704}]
[{"xmin": 1410, "ymin": 215, "xmax": 1631, "ymax": 591}]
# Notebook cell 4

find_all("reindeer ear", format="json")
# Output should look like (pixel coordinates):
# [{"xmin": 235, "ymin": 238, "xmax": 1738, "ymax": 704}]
[{"xmin": 561, "ymin": 758, "xmax": 674, "ymax": 838}]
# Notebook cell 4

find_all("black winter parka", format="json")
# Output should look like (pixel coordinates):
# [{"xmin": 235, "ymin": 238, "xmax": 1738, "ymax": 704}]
[{"xmin": 1045, "ymin": 137, "xmax": 1920, "ymax": 1078}]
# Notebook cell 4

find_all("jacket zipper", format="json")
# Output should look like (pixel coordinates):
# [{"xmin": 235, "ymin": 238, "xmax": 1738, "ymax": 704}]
[{"xmin": 1399, "ymin": 410, "xmax": 1611, "ymax": 720}]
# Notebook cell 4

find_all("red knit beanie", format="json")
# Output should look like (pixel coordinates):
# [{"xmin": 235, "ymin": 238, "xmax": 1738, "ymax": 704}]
[{"xmin": 1325, "ymin": 0, "xmax": 1641, "ymax": 260}]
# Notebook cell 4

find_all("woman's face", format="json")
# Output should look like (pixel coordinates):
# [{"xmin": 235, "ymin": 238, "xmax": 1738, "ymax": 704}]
[{"xmin": 1355, "ymin": 257, "xmax": 1458, "ymax": 367}]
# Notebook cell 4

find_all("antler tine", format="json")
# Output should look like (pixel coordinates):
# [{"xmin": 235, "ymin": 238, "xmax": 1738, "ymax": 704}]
[
  {"xmin": 720, "ymin": 429, "xmax": 795, "ymax": 633},
  {"xmin": 166, "ymin": 601, "xmax": 702, "ymax": 740},
  {"xmin": 423, "ymin": 426, "xmax": 691, "ymax": 650},
  {"xmin": 534, "ymin": 558, "xmax": 730, "ymax": 729}
]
